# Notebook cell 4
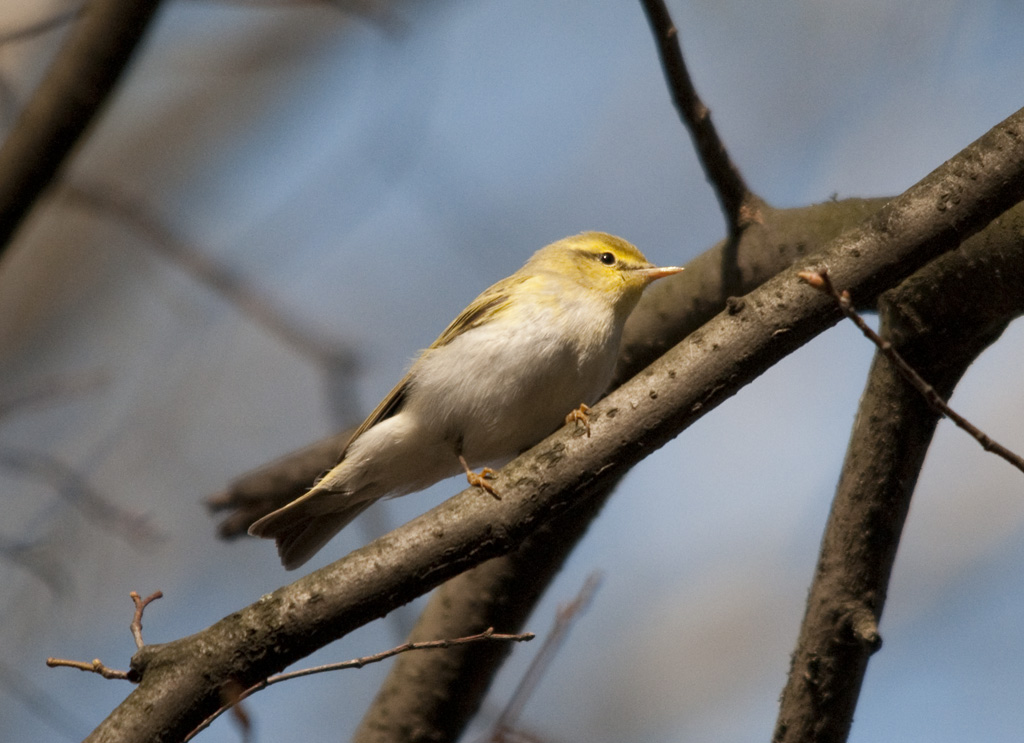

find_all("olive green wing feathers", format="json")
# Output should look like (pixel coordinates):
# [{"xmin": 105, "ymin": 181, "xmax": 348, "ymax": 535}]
[
  {"xmin": 333, "ymin": 276, "xmax": 518, "ymax": 462},
  {"xmin": 428, "ymin": 278, "xmax": 516, "ymax": 348}
]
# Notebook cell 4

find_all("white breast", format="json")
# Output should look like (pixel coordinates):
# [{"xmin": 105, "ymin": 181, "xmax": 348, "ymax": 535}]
[{"xmin": 404, "ymin": 290, "xmax": 622, "ymax": 465}]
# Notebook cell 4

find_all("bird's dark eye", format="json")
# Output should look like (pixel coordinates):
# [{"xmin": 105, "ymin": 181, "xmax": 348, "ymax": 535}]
[{"xmin": 599, "ymin": 252, "xmax": 616, "ymax": 266}]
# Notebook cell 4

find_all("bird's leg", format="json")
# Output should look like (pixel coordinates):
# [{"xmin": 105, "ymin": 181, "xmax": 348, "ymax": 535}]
[
  {"xmin": 565, "ymin": 403, "xmax": 592, "ymax": 437},
  {"xmin": 459, "ymin": 455, "xmax": 500, "ymax": 500}
]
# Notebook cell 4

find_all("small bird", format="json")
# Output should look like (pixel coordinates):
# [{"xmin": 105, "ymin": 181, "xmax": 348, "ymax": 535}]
[{"xmin": 249, "ymin": 232, "xmax": 682, "ymax": 569}]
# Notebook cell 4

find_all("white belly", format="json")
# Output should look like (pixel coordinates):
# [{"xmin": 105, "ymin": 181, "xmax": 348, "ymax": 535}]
[
  {"xmin": 332, "ymin": 292, "xmax": 623, "ymax": 501},
  {"xmin": 405, "ymin": 297, "xmax": 620, "ymax": 464}
]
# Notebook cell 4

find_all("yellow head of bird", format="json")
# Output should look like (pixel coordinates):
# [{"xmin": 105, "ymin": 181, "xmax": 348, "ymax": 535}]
[{"xmin": 525, "ymin": 232, "xmax": 683, "ymax": 309}]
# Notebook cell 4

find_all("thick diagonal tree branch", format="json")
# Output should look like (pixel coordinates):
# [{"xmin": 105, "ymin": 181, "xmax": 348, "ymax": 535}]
[
  {"xmin": 0, "ymin": 0, "xmax": 162, "ymax": 254},
  {"xmin": 84, "ymin": 107, "xmax": 1024, "ymax": 743},
  {"xmin": 773, "ymin": 212, "xmax": 1024, "ymax": 743}
]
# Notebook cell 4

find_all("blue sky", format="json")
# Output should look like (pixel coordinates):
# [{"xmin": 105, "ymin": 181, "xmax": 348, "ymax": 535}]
[{"xmin": 1, "ymin": 1, "xmax": 1023, "ymax": 741}]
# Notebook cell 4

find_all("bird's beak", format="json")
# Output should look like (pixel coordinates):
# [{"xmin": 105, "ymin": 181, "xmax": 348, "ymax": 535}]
[{"xmin": 635, "ymin": 265, "xmax": 684, "ymax": 282}]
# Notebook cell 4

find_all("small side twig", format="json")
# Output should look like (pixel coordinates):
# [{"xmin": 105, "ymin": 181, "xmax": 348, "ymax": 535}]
[
  {"xmin": 45, "ymin": 657, "xmax": 131, "ymax": 680},
  {"xmin": 639, "ymin": 0, "xmax": 760, "ymax": 238},
  {"xmin": 130, "ymin": 590, "xmax": 163, "ymax": 649},
  {"xmin": 46, "ymin": 589, "xmax": 163, "ymax": 683},
  {"xmin": 183, "ymin": 627, "xmax": 535, "ymax": 742},
  {"xmin": 273, "ymin": 627, "xmax": 533, "ymax": 679},
  {"xmin": 799, "ymin": 267, "xmax": 1024, "ymax": 475}
]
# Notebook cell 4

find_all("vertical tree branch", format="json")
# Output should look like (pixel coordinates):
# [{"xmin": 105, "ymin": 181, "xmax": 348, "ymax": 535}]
[
  {"xmin": 0, "ymin": 0, "xmax": 163, "ymax": 254},
  {"xmin": 773, "ymin": 221, "xmax": 1024, "ymax": 743},
  {"xmin": 639, "ymin": 0, "xmax": 762, "ymax": 248}
]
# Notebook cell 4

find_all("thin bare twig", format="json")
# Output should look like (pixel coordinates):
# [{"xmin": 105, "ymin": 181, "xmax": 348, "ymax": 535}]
[
  {"xmin": 485, "ymin": 573, "xmax": 603, "ymax": 741},
  {"xmin": 46, "ymin": 590, "xmax": 163, "ymax": 682},
  {"xmin": 799, "ymin": 268, "xmax": 1024, "ymax": 475},
  {"xmin": 639, "ymin": 0, "xmax": 760, "ymax": 238},
  {"xmin": 46, "ymin": 657, "xmax": 131, "ymax": 680},
  {"xmin": 283, "ymin": 628, "xmax": 532, "ymax": 679},
  {"xmin": 129, "ymin": 590, "xmax": 163, "ymax": 649},
  {"xmin": 183, "ymin": 628, "xmax": 535, "ymax": 742}
]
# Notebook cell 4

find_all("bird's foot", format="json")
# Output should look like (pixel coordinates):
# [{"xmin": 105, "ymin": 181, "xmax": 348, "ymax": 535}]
[
  {"xmin": 565, "ymin": 403, "xmax": 592, "ymax": 437},
  {"xmin": 460, "ymin": 455, "xmax": 500, "ymax": 500}
]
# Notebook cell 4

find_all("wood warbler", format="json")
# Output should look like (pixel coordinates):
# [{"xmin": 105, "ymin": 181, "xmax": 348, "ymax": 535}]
[{"xmin": 249, "ymin": 232, "xmax": 682, "ymax": 569}]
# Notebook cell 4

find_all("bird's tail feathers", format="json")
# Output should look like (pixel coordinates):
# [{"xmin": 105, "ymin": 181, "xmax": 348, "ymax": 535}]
[{"xmin": 249, "ymin": 488, "xmax": 375, "ymax": 570}]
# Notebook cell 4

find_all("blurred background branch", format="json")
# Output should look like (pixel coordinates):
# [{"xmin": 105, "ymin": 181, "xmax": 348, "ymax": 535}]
[{"xmin": 0, "ymin": 0, "xmax": 163, "ymax": 252}]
